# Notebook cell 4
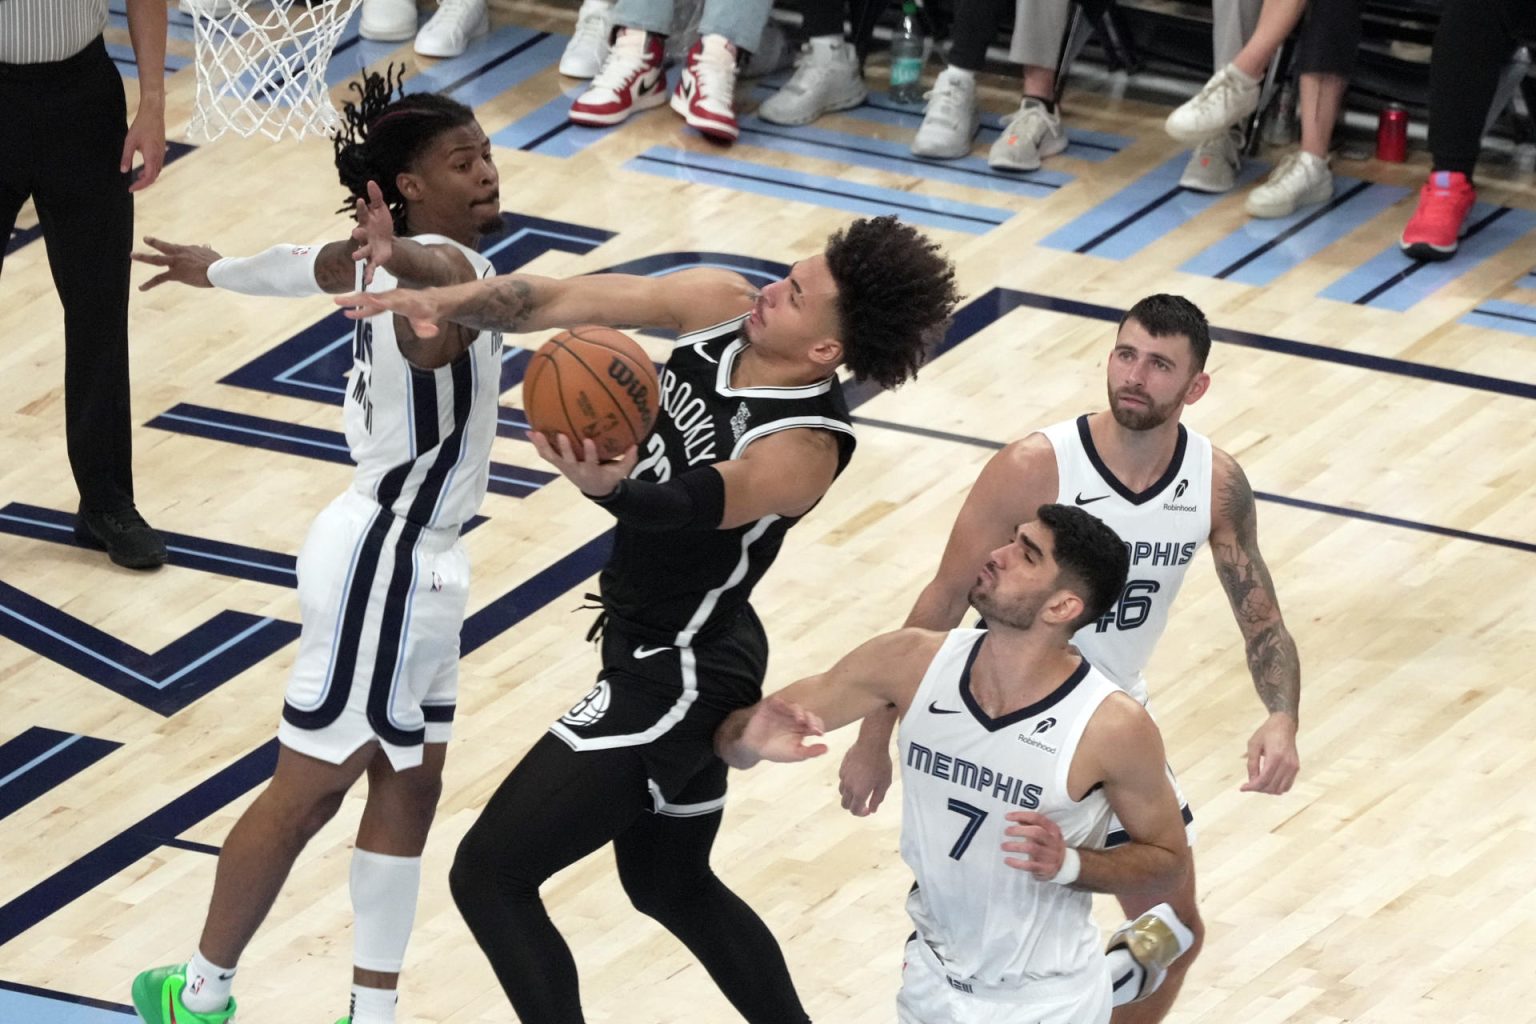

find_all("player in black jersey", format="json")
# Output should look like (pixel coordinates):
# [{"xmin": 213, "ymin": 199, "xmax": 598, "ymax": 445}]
[{"xmin": 340, "ymin": 217, "xmax": 961, "ymax": 1023}]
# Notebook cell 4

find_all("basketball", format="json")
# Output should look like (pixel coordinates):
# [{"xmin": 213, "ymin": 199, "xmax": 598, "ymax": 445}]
[{"xmin": 522, "ymin": 326, "xmax": 660, "ymax": 460}]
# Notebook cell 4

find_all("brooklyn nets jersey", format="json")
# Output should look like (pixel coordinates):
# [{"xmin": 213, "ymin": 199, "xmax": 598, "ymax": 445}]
[
  {"xmin": 600, "ymin": 314, "xmax": 856, "ymax": 646},
  {"xmin": 1041, "ymin": 415, "xmax": 1214, "ymax": 705},
  {"xmin": 899, "ymin": 628, "xmax": 1118, "ymax": 989},
  {"xmin": 343, "ymin": 235, "xmax": 501, "ymax": 531}
]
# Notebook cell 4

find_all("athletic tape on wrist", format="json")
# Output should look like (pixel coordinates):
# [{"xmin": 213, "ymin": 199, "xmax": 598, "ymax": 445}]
[{"xmin": 1050, "ymin": 847, "xmax": 1081, "ymax": 886}]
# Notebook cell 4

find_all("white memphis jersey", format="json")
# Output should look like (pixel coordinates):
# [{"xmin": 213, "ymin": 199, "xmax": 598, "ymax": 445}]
[
  {"xmin": 1041, "ymin": 415, "xmax": 1213, "ymax": 705},
  {"xmin": 898, "ymin": 629, "xmax": 1118, "ymax": 990},
  {"xmin": 344, "ymin": 235, "xmax": 501, "ymax": 531}
]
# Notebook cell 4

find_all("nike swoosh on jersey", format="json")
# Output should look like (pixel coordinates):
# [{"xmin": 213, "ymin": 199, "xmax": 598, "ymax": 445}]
[
  {"xmin": 633, "ymin": 645, "xmax": 671, "ymax": 659},
  {"xmin": 927, "ymin": 702, "xmax": 961, "ymax": 715},
  {"xmin": 1074, "ymin": 492, "xmax": 1109, "ymax": 505}
]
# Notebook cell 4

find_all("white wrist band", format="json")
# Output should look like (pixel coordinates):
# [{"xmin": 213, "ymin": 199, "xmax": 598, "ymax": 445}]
[
  {"xmin": 1049, "ymin": 847, "xmax": 1081, "ymax": 886},
  {"xmin": 207, "ymin": 243, "xmax": 325, "ymax": 297}
]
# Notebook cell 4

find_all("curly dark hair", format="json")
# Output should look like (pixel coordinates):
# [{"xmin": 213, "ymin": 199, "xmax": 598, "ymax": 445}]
[
  {"xmin": 1035, "ymin": 503, "xmax": 1130, "ymax": 631},
  {"xmin": 822, "ymin": 216, "xmax": 961, "ymax": 390},
  {"xmin": 332, "ymin": 65, "xmax": 477, "ymax": 234},
  {"xmin": 1119, "ymin": 293, "xmax": 1212, "ymax": 371}
]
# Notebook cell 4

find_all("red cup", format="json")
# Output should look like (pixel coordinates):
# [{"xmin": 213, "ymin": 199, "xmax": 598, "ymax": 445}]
[{"xmin": 1376, "ymin": 104, "xmax": 1408, "ymax": 162}]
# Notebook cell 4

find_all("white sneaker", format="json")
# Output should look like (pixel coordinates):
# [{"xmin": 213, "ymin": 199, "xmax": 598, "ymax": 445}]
[
  {"xmin": 758, "ymin": 39, "xmax": 866, "ymax": 125},
  {"xmin": 987, "ymin": 97, "xmax": 1066, "ymax": 171},
  {"xmin": 559, "ymin": 0, "xmax": 614, "ymax": 79},
  {"xmin": 1244, "ymin": 150, "xmax": 1332, "ymax": 218},
  {"xmin": 1165, "ymin": 63, "xmax": 1260, "ymax": 143},
  {"xmin": 1179, "ymin": 129, "xmax": 1241, "ymax": 192},
  {"xmin": 671, "ymin": 34, "xmax": 741, "ymax": 142},
  {"xmin": 414, "ymin": 0, "xmax": 488, "ymax": 58},
  {"xmin": 911, "ymin": 67, "xmax": 978, "ymax": 159},
  {"xmin": 358, "ymin": 0, "xmax": 417, "ymax": 41},
  {"xmin": 179, "ymin": 0, "xmax": 236, "ymax": 17}
]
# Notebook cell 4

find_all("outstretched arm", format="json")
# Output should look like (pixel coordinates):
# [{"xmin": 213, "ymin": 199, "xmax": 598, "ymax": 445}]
[
  {"xmin": 133, "ymin": 184, "xmax": 476, "ymax": 296},
  {"xmin": 335, "ymin": 266, "xmax": 758, "ymax": 337},
  {"xmin": 840, "ymin": 437, "xmax": 1058, "ymax": 815},
  {"xmin": 1209, "ymin": 448, "xmax": 1301, "ymax": 795},
  {"xmin": 716, "ymin": 630, "xmax": 942, "ymax": 770}
]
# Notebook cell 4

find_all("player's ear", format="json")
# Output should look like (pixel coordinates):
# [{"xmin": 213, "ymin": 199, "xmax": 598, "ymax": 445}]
[
  {"xmin": 808, "ymin": 336, "xmax": 842, "ymax": 372},
  {"xmin": 395, "ymin": 171, "xmax": 424, "ymax": 203},
  {"xmin": 1183, "ymin": 370, "xmax": 1210, "ymax": 405},
  {"xmin": 1042, "ymin": 589, "xmax": 1084, "ymax": 629}
]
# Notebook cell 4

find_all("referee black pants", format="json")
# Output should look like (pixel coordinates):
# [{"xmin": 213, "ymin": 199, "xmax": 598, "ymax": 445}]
[{"xmin": 0, "ymin": 36, "xmax": 137, "ymax": 513}]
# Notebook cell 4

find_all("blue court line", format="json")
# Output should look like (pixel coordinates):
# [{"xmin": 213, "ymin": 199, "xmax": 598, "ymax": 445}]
[
  {"xmin": 1518, "ymin": 271, "xmax": 1536, "ymax": 290},
  {"xmin": 6, "ymin": 142, "xmax": 196, "ymax": 258},
  {"xmin": 162, "ymin": 837, "xmax": 221, "ymax": 855},
  {"xmin": 491, "ymin": 87, "xmax": 607, "ymax": 157},
  {"xmin": 0, "ymin": 503, "xmax": 297, "ymax": 586},
  {"xmin": 1180, "ymin": 178, "xmax": 1410, "ymax": 286},
  {"xmin": 1320, "ymin": 202, "xmax": 1536, "ymax": 310},
  {"xmin": 847, "ymin": 413, "xmax": 1535, "ymax": 554},
  {"xmin": 0, "ymin": 580, "xmax": 299, "ymax": 714},
  {"xmin": 0, "ymin": 729, "xmax": 121, "ymax": 822},
  {"xmin": 412, "ymin": 29, "xmax": 565, "ymax": 109},
  {"xmin": 0, "ymin": 740, "xmax": 281, "ymax": 947},
  {"xmin": 945, "ymin": 287, "xmax": 1536, "ymax": 401},
  {"xmin": 146, "ymin": 404, "xmax": 554, "ymax": 497},
  {"xmin": 734, "ymin": 116, "xmax": 1071, "ymax": 199},
  {"xmin": 746, "ymin": 82, "xmax": 1132, "ymax": 162},
  {"xmin": 1460, "ymin": 299, "xmax": 1536, "ymax": 338},
  {"xmin": 1041, "ymin": 152, "xmax": 1269, "ymax": 259},
  {"xmin": 0, "ymin": 981, "xmax": 134, "ymax": 1023},
  {"xmin": 1, "ymin": 528, "xmax": 617, "ymax": 947},
  {"xmin": 626, "ymin": 147, "xmax": 1013, "ymax": 235}
]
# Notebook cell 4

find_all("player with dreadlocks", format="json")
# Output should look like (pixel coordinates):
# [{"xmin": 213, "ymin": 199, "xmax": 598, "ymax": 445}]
[{"xmin": 127, "ymin": 67, "xmax": 503, "ymax": 1024}]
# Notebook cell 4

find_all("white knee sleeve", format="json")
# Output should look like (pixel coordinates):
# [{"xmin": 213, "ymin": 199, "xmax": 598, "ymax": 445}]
[{"xmin": 350, "ymin": 849, "xmax": 422, "ymax": 973}]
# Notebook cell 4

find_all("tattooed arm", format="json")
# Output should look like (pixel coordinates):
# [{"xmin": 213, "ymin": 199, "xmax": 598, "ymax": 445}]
[
  {"xmin": 334, "ymin": 266, "xmax": 758, "ymax": 337},
  {"xmin": 1208, "ymin": 448, "xmax": 1301, "ymax": 795}
]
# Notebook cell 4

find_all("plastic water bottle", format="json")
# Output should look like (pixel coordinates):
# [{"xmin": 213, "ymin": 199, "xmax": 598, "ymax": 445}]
[{"xmin": 889, "ymin": 1, "xmax": 925, "ymax": 105}]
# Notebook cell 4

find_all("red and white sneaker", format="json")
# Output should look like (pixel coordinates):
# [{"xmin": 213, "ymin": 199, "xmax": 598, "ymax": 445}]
[
  {"xmin": 670, "ymin": 34, "xmax": 741, "ymax": 143},
  {"xmin": 569, "ymin": 27, "xmax": 667, "ymax": 127},
  {"xmin": 1400, "ymin": 170, "xmax": 1477, "ymax": 261}
]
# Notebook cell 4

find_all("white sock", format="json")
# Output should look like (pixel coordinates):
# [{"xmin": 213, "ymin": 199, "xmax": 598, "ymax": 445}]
[
  {"xmin": 1107, "ymin": 946, "xmax": 1144, "ymax": 1008},
  {"xmin": 943, "ymin": 65, "xmax": 977, "ymax": 84},
  {"xmin": 350, "ymin": 984, "xmax": 398, "ymax": 1024},
  {"xmin": 182, "ymin": 950, "xmax": 235, "ymax": 1014},
  {"xmin": 809, "ymin": 33, "xmax": 844, "ymax": 51},
  {"xmin": 1226, "ymin": 61, "xmax": 1260, "ymax": 86}
]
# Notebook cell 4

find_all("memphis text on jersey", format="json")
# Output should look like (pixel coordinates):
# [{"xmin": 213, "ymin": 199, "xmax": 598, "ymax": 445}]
[{"xmin": 907, "ymin": 740, "xmax": 1044, "ymax": 810}]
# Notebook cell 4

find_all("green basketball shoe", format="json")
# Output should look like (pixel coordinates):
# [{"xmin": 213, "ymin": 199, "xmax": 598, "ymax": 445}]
[{"xmin": 130, "ymin": 964, "xmax": 237, "ymax": 1023}]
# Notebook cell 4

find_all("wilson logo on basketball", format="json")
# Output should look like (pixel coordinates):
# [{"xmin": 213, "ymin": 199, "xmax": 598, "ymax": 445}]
[{"xmin": 608, "ymin": 358, "xmax": 655, "ymax": 431}]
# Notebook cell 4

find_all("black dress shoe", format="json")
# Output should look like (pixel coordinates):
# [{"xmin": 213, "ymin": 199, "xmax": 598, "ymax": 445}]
[{"xmin": 74, "ymin": 506, "xmax": 169, "ymax": 570}]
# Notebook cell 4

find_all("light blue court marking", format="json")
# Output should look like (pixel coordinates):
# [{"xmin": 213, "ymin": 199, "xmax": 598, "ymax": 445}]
[
  {"xmin": 745, "ymin": 83, "xmax": 1131, "ymax": 162},
  {"xmin": 158, "ymin": 410, "xmax": 352, "ymax": 455},
  {"xmin": 625, "ymin": 147, "xmax": 1012, "ymax": 236},
  {"xmin": 1517, "ymin": 271, "xmax": 1536, "ymax": 290},
  {"xmin": 1179, "ymin": 178, "xmax": 1410, "ymax": 286},
  {"xmin": 1459, "ymin": 299, "xmax": 1536, "ymax": 337},
  {"xmin": 733, "ymin": 116, "xmax": 1071, "ymax": 199},
  {"xmin": 492, "ymin": 87, "xmax": 622, "ymax": 157},
  {"xmin": 0, "ymin": 735, "xmax": 83, "ymax": 790},
  {"xmin": 363, "ymin": 26, "xmax": 562, "ymax": 107},
  {"xmin": 1319, "ymin": 203, "xmax": 1536, "ymax": 311},
  {"xmin": 1041, "ymin": 152, "xmax": 1269, "ymax": 259},
  {"xmin": 0, "ymin": 987, "xmax": 133, "ymax": 1023}
]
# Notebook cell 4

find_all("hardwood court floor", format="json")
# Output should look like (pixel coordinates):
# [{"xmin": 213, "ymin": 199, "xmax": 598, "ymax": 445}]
[{"xmin": 2, "ymin": 2, "xmax": 1534, "ymax": 1022}]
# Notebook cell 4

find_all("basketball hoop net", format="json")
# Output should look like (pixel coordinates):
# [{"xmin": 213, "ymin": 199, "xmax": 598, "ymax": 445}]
[{"xmin": 186, "ymin": 0, "xmax": 364, "ymax": 142}]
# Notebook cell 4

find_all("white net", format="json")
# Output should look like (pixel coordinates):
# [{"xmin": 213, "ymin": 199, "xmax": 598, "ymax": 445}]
[{"xmin": 186, "ymin": 0, "xmax": 364, "ymax": 142}]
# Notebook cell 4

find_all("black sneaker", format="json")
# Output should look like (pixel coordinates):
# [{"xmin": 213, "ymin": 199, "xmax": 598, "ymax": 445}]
[{"xmin": 74, "ymin": 506, "xmax": 168, "ymax": 570}]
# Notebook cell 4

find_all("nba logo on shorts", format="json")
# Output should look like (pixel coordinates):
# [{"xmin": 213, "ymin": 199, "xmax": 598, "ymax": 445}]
[{"xmin": 561, "ymin": 680, "xmax": 612, "ymax": 727}]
